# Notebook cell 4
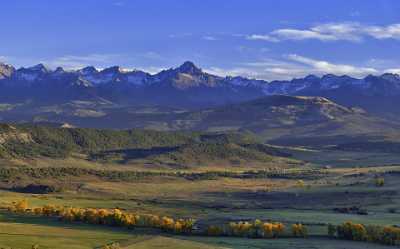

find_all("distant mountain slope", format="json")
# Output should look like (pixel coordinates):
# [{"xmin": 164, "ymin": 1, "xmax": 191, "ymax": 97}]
[
  {"xmin": 180, "ymin": 95, "xmax": 400, "ymax": 144},
  {"xmin": 2, "ymin": 61, "xmax": 400, "ymax": 125},
  {"xmin": 10, "ymin": 95, "xmax": 397, "ymax": 147}
]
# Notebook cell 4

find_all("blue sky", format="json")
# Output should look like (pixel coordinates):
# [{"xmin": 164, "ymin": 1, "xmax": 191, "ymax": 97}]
[{"xmin": 1, "ymin": 0, "xmax": 400, "ymax": 80}]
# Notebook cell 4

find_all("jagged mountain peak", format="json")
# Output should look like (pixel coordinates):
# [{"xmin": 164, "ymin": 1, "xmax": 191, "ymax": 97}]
[
  {"xmin": 100, "ymin": 66, "xmax": 123, "ymax": 74},
  {"xmin": 54, "ymin": 67, "xmax": 65, "ymax": 73},
  {"xmin": 304, "ymin": 74, "xmax": 320, "ymax": 81},
  {"xmin": 0, "ymin": 62, "xmax": 14, "ymax": 68},
  {"xmin": 176, "ymin": 61, "xmax": 202, "ymax": 75},
  {"xmin": 0, "ymin": 62, "xmax": 15, "ymax": 78},
  {"xmin": 28, "ymin": 63, "xmax": 50, "ymax": 73},
  {"xmin": 79, "ymin": 66, "xmax": 98, "ymax": 75},
  {"xmin": 380, "ymin": 73, "xmax": 400, "ymax": 82}
]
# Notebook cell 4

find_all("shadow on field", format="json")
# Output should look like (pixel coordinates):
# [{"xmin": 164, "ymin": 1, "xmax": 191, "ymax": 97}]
[
  {"xmin": 150, "ymin": 187, "xmax": 398, "ymax": 211},
  {"xmin": 200, "ymin": 189, "xmax": 397, "ymax": 209}
]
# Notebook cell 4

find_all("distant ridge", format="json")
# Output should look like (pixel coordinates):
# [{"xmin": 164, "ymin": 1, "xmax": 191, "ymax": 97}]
[{"xmin": 1, "ymin": 61, "xmax": 400, "ymax": 123}]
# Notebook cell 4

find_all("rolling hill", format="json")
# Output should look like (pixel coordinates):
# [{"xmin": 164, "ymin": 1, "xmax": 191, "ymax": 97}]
[
  {"xmin": 0, "ymin": 124, "xmax": 295, "ymax": 167},
  {"xmin": 3, "ymin": 94, "xmax": 400, "ymax": 147},
  {"xmin": 178, "ymin": 95, "xmax": 400, "ymax": 145}
]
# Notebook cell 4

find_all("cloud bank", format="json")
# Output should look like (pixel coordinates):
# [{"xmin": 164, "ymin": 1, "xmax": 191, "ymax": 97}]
[
  {"xmin": 247, "ymin": 22, "xmax": 400, "ymax": 42},
  {"xmin": 206, "ymin": 55, "xmax": 382, "ymax": 81}
]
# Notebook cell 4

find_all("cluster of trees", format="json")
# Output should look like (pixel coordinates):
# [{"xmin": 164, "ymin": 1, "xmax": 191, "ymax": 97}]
[
  {"xmin": 10, "ymin": 201, "xmax": 312, "ymax": 241},
  {"xmin": 0, "ymin": 166, "xmax": 326, "ymax": 184},
  {"xmin": 14, "ymin": 201, "xmax": 400, "ymax": 247},
  {"xmin": 206, "ymin": 219, "xmax": 306, "ymax": 238},
  {"xmin": 292, "ymin": 223, "xmax": 308, "ymax": 237},
  {"xmin": 9, "ymin": 201, "xmax": 195, "ymax": 235},
  {"xmin": 163, "ymin": 141, "xmax": 275, "ymax": 165},
  {"xmin": 328, "ymin": 221, "xmax": 400, "ymax": 245}
]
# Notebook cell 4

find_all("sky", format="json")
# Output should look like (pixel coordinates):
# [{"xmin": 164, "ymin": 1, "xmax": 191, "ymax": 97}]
[{"xmin": 1, "ymin": 0, "xmax": 400, "ymax": 80}]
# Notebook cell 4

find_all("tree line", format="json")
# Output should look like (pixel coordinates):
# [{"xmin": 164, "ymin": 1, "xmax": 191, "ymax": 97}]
[
  {"xmin": 0, "ymin": 167, "xmax": 328, "ymax": 183},
  {"xmin": 9, "ymin": 200, "xmax": 307, "ymax": 239},
  {"xmin": 9, "ymin": 200, "xmax": 195, "ymax": 235},
  {"xmin": 8, "ymin": 200, "xmax": 400, "ymax": 246},
  {"xmin": 328, "ymin": 221, "xmax": 400, "ymax": 246},
  {"xmin": 206, "ymin": 219, "xmax": 307, "ymax": 238}
]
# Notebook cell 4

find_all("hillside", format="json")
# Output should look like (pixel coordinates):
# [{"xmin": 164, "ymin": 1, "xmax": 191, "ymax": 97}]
[
  {"xmin": 3, "ymin": 95, "xmax": 400, "ymax": 147},
  {"xmin": 0, "ymin": 124, "xmax": 295, "ymax": 168},
  {"xmin": 180, "ymin": 95, "xmax": 400, "ymax": 145}
]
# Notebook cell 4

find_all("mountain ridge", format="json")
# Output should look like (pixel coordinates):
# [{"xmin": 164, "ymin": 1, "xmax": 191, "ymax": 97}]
[
  {"xmin": 2, "ymin": 60, "xmax": 400, "ymax": 96},
  {"xmin": 0, "ymin": 61, "xmax": 400, "ymax": 95},
  {"xmin": 1, "ymin": 61, "xmax": 400, "ymax": 121}
]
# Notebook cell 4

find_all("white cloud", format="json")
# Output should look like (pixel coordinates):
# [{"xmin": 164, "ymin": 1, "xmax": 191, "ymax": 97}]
[
  {"xmin": 168, "ymin": 33, "xmax": 193, "ymax": 39},
  {"xmin": 44, "ymin": 54, "xmax": 123, "ymax": 69},
  {"xmin": 247, "ymin": 22, "xmax": 400, "ymax": 42},
  {"xmin": 246, "ymin": 34, "xmax": 279, "ymax": 42},
  {"xmin": 271, "ymin": 29, "xmax": 339, "ymax": 41},
  {"xmin": 202, "ymin": 36, "xmax": 218, "ymax": 41},
  {"xmin": 242, "ymin": 58, "xmax": 296, "ymax": 68},
  {"xmin": 206, "ymin": 67, "xmax": 267, "ymax": 79},
  {"xmin": 43, "ymin": 52, "xmax": 170, "ymax": 71},
  {"xmin": 364, "ymin": 24, "xmax": 400, "ymax": 39},
  {"xmin": 205, "ymin": 54, "xmax": 383, "ymax": 81},
  {"xmin": 136, "ymin": 66, "xmax": 167, "ymax": 74},
  {"xmin": 287, "ymin": 54, "xmax": 377, "ymax": 76},
  {"xmin": 310, "ymin": 23, "xmax": 362, "ymax": 41}
]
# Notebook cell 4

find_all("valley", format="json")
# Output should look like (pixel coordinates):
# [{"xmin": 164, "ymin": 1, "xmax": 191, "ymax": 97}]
[{"xmin": 0, "ymin": 120, "xmax": 399, "ymax": 248}]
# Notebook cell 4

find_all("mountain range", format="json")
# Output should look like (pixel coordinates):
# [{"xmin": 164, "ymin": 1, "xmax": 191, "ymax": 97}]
[
  {"xmin": 0, "ymin": 61, "xmax": 265, "ymax": 108},
  {"xmin": 2, "ymin": 61, "xmax": 400, "ymax": 110},
  {"xmin": 1, "ymin": 60, "xmax": 400, "ymax": 138}
]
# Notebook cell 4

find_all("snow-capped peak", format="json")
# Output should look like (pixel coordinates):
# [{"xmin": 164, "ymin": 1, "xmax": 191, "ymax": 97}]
[
  {"xmin": 28, "ymin": 63, "xmax": 50, "ymax": 73},
  {"xmin": 78, "ymin": 66, "xmax": 98, "ymax": 76}
]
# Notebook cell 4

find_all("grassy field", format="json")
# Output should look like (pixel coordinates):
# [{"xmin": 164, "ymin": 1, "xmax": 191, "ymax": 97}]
[
  {"xmin": 0, "ymin": 213, "xmax": 134, "ymax": 249},
  {"xmin": 0, "ymin": 212, "xmax": 397, "ymax": 249},
  {"xmin": 0, "ymin": 160, "xmax": 398, "ymax": 248}
]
